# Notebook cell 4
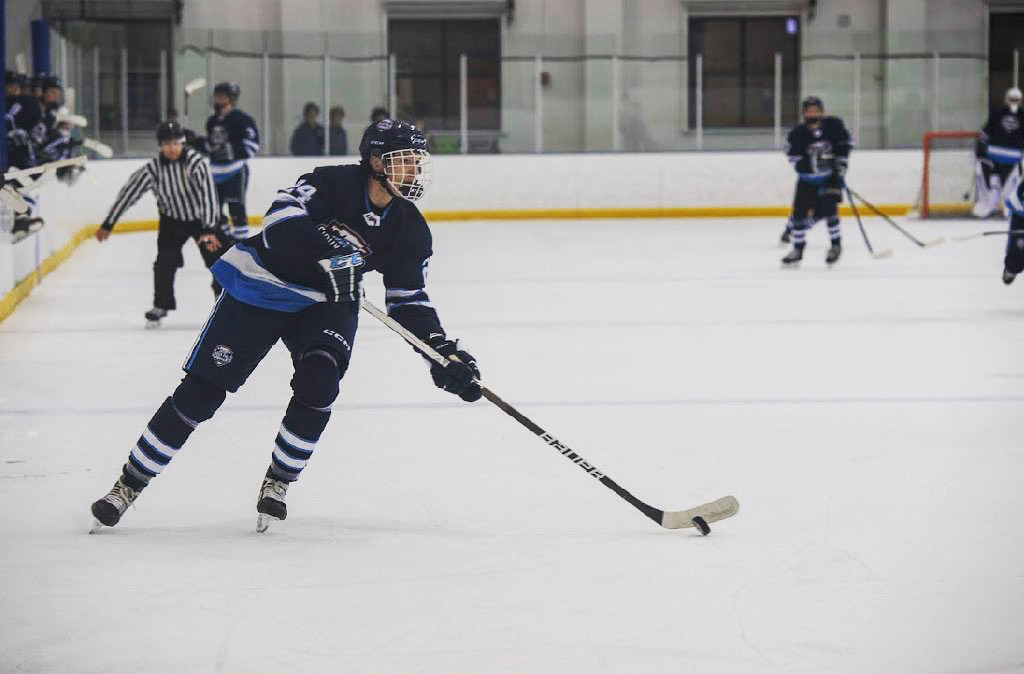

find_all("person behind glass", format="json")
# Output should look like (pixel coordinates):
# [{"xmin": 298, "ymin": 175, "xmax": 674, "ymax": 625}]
[
  {"xmin": 329, "ymin": 106, "xmax": 347, "ymax": 155},
  {"xmin": 95, "ymin": 121, "xmax": 228, "ymax": 327},
  {"xmin": 290, "ymin": 102, "xmax": 325, "ymax": 156}
]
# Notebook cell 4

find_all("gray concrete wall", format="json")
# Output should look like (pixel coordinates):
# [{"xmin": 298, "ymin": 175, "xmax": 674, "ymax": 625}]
[{"xmin": 7, "ymin": 0, "xmax": 993, "ymax": 152}]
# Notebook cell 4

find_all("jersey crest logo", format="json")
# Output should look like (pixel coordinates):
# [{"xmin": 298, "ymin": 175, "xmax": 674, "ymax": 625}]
[
  {"xmin": 1002, "ymin": 115, "xmax": 1020, "ymax": 133},
  {"xmin": 325, "ymin": 219, "xmax": 372, "ymax": 256},
  {"xmin": 212, "ymin": 344, "xmax": 234, "ymax": 367},
  {"xmin": 210, "ymin": 126, "xmax": 229, "ymax": 146},
  {"xmin": 363, "ymin": 212, "xmax": 381, "ymax": 227}
]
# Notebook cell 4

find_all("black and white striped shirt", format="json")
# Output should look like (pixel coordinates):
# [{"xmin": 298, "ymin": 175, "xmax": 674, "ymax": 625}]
[{"xmin": 101, "ymin": 148, "xmax": 218, "ymax": 230}]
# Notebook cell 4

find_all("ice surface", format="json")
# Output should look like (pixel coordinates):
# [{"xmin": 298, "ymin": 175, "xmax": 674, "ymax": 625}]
[{"xmin": 1, "ymin": 218, "xmax": 1022, "ymax": 673}]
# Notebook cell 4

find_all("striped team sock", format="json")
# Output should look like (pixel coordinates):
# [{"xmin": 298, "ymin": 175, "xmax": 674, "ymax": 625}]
[{"xmin": 269, "ymin": 398, "xmax": 330, "ymax": 482}]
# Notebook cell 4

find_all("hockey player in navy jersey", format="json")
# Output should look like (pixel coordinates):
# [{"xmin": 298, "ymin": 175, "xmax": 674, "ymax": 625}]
[
  {"xmin": 781, "ymin": 96, "xmax": 853, "ymax": 267},
  {"xmin": 4, "ymin": 71, "xmax": 45, "ymax": 241},
  {"xmin": 205, "ymin": 82, "xmax": 260, "ymax": 240},
  {"xmin": 973, "ymin": 87, "xmax": 1024, "ymax": 218},
  {"xmin": 90, "ymin": 119, "xmax": 482, "ymax": 532},
  {"xmin": 1002, "ymin": 176, "xmax": 1024, "ymax": 285}
]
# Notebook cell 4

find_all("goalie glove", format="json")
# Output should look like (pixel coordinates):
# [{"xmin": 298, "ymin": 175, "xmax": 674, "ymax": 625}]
[
  {"xmin": 316, "ymin": 250, "xmax": 364, "ymax": 308},
  {"xmin": 424, "ymin": 333, "xmax": 481, "ymax": 402}
]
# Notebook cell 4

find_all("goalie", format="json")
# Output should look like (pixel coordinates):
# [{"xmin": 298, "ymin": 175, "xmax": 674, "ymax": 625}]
[{"xmin": 973, "ymin": 87, "xmax": 1023, "ymax": 218}]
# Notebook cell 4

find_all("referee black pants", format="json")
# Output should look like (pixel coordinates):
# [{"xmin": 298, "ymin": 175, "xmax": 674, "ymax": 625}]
[{"xmin": 153, "ymin": 214, "xmax": 230, "ymax": 311}]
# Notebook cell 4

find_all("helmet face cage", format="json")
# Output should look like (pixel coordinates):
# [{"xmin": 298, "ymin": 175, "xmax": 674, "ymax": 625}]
[{"xmin": 381, "ymin": 148, "xmax": 432, "ymax": 202}]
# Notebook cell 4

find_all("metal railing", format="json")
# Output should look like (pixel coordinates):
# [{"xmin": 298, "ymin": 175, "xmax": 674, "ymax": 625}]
[{"xmin": 42, "ymin": 27, "xmax": 1007, "ymax": 157}]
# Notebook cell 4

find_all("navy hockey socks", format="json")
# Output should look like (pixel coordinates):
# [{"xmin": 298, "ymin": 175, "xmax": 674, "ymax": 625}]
[
  {"xmin": 270, "ymin": 398, "xmax": 330, "ymax": 482},
  {"xmin": 268, "ymin": 350, "xmax": 341, "ymax": 482},
  {"xmin": 792, "ymin": 217, "xmax": 812, "ymax": 249},
  {"xmin": 121, "ymin": 375, "xmax": 226, "ymax": 489},
  {"xmin": 827, "ymin": 215, "xmax": 841, "ymax": 244}
]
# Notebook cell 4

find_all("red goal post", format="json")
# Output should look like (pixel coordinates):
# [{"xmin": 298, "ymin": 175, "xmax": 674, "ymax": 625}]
[{"xmin": 914, "ymin": 130, "xmax": 979, "ymax": 218}]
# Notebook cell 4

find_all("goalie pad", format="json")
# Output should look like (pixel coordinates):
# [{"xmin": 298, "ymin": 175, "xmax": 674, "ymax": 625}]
[{"xmin": 973, "ymin": 160, "xmax": 1002, "ymax": 218}]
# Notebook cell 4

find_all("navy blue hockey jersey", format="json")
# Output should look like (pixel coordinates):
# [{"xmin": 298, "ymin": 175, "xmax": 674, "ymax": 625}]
[
  {"xmin": 5, "ymin": 95, "xmax": 43, "ymax": 169},
  {"xmin": 785, "ymin": 117, "xmax": 853, "ymax": 185},
  {"xmin": 211, "ymin": 164, "xmax": 443, "ymax": 339},
  {"xmin": 205, "ymin": 108, "xmax": 261, "ymax": 183},
  {"xmin": 980, "ymin": 106, "xmax": 1024, "ymax": 165}
]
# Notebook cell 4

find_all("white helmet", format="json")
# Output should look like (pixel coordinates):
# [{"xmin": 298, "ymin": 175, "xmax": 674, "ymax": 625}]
[{"xmin": 1007, "ymin": 87, "xmax": 1022, "ymax": 113}]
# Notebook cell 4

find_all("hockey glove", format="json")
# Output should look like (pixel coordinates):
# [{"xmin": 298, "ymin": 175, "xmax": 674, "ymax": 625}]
[
  {"xmin": 7, "ymin": 128, "xmax": 29, "ymax": 148},
  {"xmin": 834, "ymin": 157, "xmax": 848, "ymax": 184},
  {"xmin": 975, "ymin": 139, "xmax": 988, "ymax": 160},
  {"xmin": 424, "ymin": 334, "xmax": 481, "ymax": 402},
  {"xmin": 317, "ymin": 250, "xmax": 364, "ymax": 309}
]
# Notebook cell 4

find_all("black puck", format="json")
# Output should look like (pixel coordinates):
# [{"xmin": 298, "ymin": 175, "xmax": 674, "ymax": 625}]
[{"xmin": 692, "ymin": 516, "xmax": 710, "ymax": 536}]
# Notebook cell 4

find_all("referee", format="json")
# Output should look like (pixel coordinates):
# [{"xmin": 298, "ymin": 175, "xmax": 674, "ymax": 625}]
[{"xmin": 95, "ymin": 121, "xmax": 229, "ymax": 326}]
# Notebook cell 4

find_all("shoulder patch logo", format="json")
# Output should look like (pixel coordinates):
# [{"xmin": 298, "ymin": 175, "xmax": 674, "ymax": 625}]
[
  {"xmin": 363, "ymin": 212, "xmax": 381, "ymax": 227},
  {"xmin": 212, "ymin": 344, "xmax": 234, "ymax": 367}
]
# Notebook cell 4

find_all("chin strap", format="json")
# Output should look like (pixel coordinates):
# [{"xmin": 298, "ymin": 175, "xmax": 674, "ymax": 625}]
[{"xmin": 369, "ymin": 159, "xmax": 402, "ymax": 199}]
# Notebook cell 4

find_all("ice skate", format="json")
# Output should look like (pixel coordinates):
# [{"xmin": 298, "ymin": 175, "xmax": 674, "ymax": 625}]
[
  {"xmin": 256, "ymin": 468, "xmax": 289, "ymax": 532},
  {"xmin": 779, "ymin": 227, "xmax": 791, "ymax": 246},
  {"xmin": 90, "ymin": 477, "xmax": 143, "ymax": 531},
  {"xmin": 144, "ymin": 307, "xmax": 168, "ymax": 328},
  {"xmin": 1003, "ymin": 268, "xmax": 1016, "ymax": 285},
  {"xmin": 11, "ymin": 216, "xmax": 43, "ymax": 243},
  {"xmin": 825, "ymin": 242, "xmax": 842, "ymax": 266},
  {"xmin": 781, "ymin": 246, "xmax": 803, "ymax": 267}
]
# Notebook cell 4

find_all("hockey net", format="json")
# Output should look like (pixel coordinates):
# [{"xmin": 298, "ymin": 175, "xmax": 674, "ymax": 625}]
[{"xmin": 911, "ymin": 130, "xmax": 979, "ymax": 218}]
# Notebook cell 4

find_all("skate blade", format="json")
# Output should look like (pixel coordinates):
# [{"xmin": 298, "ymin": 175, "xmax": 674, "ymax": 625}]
[
  {"xmin": 256, "ymin": 513, "xmax": 281, "ymax": 533},
  {"xmin": 89, "ymin": 518, "xmax": 105, "ymax": 534},
  {"xmin": 145, "ymin": 320, "xmax": 161, "ymax": 329}
]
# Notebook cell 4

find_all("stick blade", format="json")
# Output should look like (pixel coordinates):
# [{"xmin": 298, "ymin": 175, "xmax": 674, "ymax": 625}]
[
  {"xmin": 923, "ymin": 237, "xmax": 946, "ymax": 247},
  {"xmin": 184, "ymin": 77, "xmax": 208, "ymax": 95},
  {"xmin": 660, "ymin": 495, "xmax": 739, "ymax": 530},
  {"xmin": 872, "ymin": 248, "xmax": 894, "ymax": 259},
  {"xmin": 83, "ymin": 137, "xmax": 114, "ymax": 158}
]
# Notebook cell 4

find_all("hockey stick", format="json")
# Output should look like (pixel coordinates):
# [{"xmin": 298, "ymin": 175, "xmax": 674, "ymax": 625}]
[
  {"xmin": 0, "ymin": 186, "xmax": 29, "ymax": 213},
  {"xmin": 82, "ymin": 137, "xmax": 114, "ymax": 159},
  {"xmin": 361, "ymin": 299, "xmax": 739, "ymax": 533},
  {"xmin": 951, "ymin": 229, "xmax": 1024, "ymax": 242},
  {"xmin": 55, "ymin": 109, "xmax": 88, "ymax": 128},
  {"xmin": 3, "ymin": 156, "xmax": 87, "ymax": 182},
  {"xmin": 846, "ymin": 187, "xmax": 946, "ymax": 248},
  {"xmin": 844, "ymin": 185, "xmax": 892, "ymax": 259},
  {"xmin": 184, "ymin": 78, "xmax": 207, "ymax": 120}
]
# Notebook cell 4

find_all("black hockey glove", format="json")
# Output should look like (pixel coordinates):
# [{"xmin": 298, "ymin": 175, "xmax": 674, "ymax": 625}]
[
  {"xmin": 316, "ymin": 250, "xmax": 364, "ymax": 310},
  {"xmin": 424, "ymin": 334, "xmax": 481, "ymax": 402},
  {"xmin": 975, "ymin": 139, "xmax": 988, "ymax": 160}
]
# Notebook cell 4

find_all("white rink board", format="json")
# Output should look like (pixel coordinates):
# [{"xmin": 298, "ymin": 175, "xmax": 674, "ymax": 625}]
[
  {"xmin": 1, "ymin": 217, "xmax": 1022, "ymax": 673},
  {"xmin": 2, "ymin": 149, "xmax": 927, "ymax": 295}
]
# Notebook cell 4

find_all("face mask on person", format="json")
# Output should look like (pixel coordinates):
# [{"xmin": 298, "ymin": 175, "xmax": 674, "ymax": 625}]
[
  {"xmin": 804, "ymin": 115, "xmax": 822, "ymax": 127},
  {"xmin": 213, "ymin": 102, "xmax": 226, "ymax": 114}
]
